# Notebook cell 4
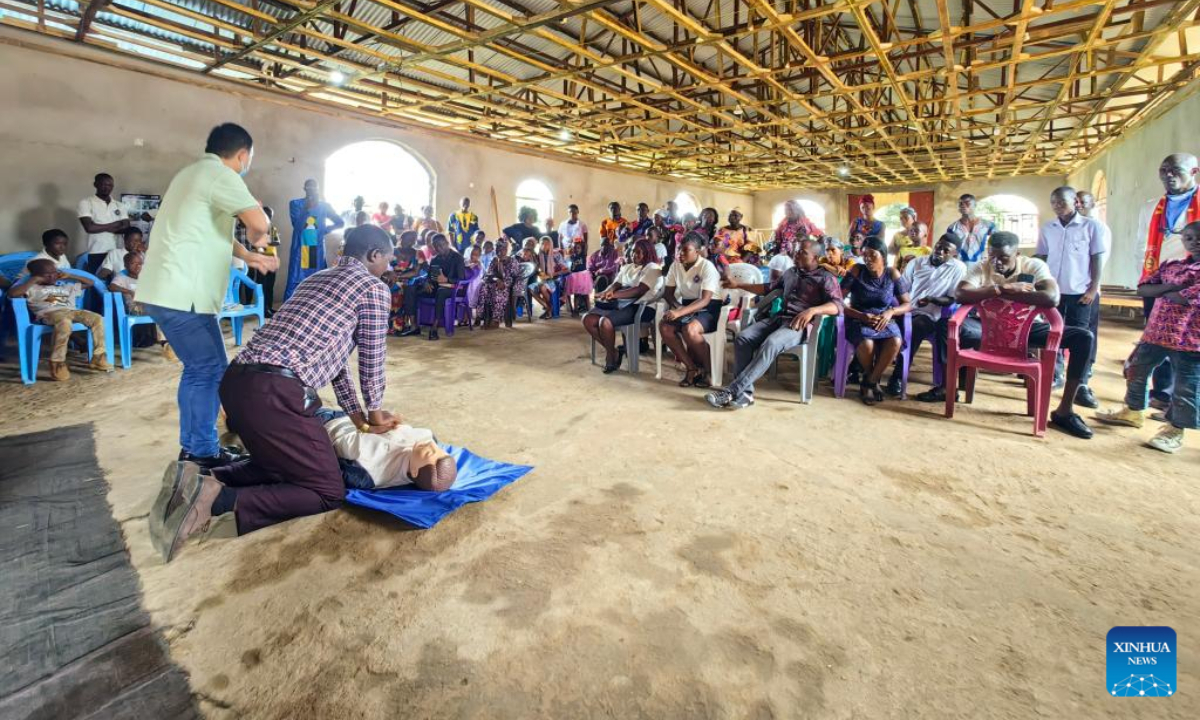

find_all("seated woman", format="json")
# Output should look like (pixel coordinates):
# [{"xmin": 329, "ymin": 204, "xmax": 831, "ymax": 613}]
[
  {"xmin": 531, "ymin": 236, "xmax": 568, "ymax": 319},
  {"xmin": 478, "ymin": 238, "xmax": 523, "ymax": 329},
  {"xmin": 465, "ymin": 245, "xmax": 485, "ymax": 322},
  {"xmin": 659, "ymin": 232, "xmax": 724, "ymax": 388},
  {"xmin": 842, "ymin": 236, "xmax": 912, "ymax": 405},
  {"xmin": 819, "ymin": 237, "xmax": 857, "ymax": 279},
  {"xmin": 386, "ymin": 246, "xmax": 424, "ymax": 335},
  {"xmin": 588, "ymin": 236, "xmax": 623, "ymax": 292},
  {"xmin": 583, "ymin": 239, "xmax": 663, "ymax": 373}
]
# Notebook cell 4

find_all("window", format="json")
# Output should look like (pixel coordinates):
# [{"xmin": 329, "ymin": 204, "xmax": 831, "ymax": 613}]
[
  {"xmin": 875, "ymin": 202, "xmax": 909, "ymax": 243},
  {"xmin": 324, "ymin": 140, "xmax": 433, "ymax": 222},
  {"xmin": 770, "ymin": 199, "xmax": 827, "ymax": 231},
  {"xmin": 515, "ymin": 179, "xmax": 554, "ymax": 226},
  {"xmin": 673, "ymin": 192, "xmax": 700, "ymax": 218},
  {"xmin": 1091, "ymin": 171, "xmax": 1108, "ymax": 225},
  {"xmin": 977, "ymin": 194, "xmax": 1040, "ymax": 248}
]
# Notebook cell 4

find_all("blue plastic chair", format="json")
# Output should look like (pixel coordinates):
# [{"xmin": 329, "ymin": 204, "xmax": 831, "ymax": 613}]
[
  {"xmin": 217, "ymin": 268, "xmax": 265, "ymax": 346},
  {"xmin": 10, "ymin": 269, "xmax": 115, "ymax": 385},
  {"xmin": 0, "ymin": 251, "xmax": 38, "ymax": 361},
  {"xmin": 112, "ymin": 287, "xmax": 159, "ymax": 369}
]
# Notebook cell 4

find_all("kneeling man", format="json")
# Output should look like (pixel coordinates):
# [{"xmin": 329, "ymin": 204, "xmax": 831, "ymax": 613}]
[
  {"xmin": 151, "ymin": 225, "xmax": 400, "ymax": 561},
  {"xmin": 706, "ymin": 238, "xmax": 843, "ymax": 409}
]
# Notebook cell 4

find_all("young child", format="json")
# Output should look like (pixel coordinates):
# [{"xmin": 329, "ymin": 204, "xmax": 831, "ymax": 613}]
[
  {"xmin": 98, "ymin": 227, "xmax": 147, "ymax": 281},
  {"xmin": 7, "ymin": 258, "xmax": 112, "ymax": 381},
  {"xmin": 109, "ymin": 252, "xmax": 175, "ymax": 359},
  {"xmin": 1097, "ymin": 221, "xmax": 1200, "ymax": 453},
  {"xmin": 387, "ymin": 246, "xmax": 423, "ymax": 335}
]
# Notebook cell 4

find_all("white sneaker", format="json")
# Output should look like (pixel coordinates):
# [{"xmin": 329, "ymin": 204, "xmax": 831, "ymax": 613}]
[{"xmin": 1146, "ymin": 426, "xmax": 1184, "ymax": 454}]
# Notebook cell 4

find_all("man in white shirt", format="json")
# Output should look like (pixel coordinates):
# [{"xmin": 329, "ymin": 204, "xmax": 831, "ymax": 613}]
[
  {"xmin": 557, "ymin": 204, "xmax": 588, "ymax": 253},
  {"xmin": 954, "ymin": 231, "xmax": 1095, "ymax": 439},
  {"xmin": 896, "ymin": 234, "xmax": 966, "ymax": 399},
  {"xmin": 78, "ymin": 173, "xmax": 145, "ymax": 273},
  {"xmin": 1035, "ymin": 186, "xmax": 1107, "ymax": 407}
]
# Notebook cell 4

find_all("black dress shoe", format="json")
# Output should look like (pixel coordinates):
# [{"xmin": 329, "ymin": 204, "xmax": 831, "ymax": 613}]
[
  {"xmin": 886, "ymin": 376, "xmax": 904, "ymax": 397},
  {"xmin": 915, "ymin": 387, "xmax": 946, "ymax": 402},
  {"xmin": 178, "ymin": 448, "xmax": 243, "ymax": 469},
  {"xmin": 1074, "ymin": 385, "xmax": 1099, "ymax": 409},
  {"xmin": 1050, "ymin": 412, "xmax": 1093, "ymax": 439},
  {"xmin": 427, "ymin": 330, "xmax": 439, "ymax": 341},
  {"xmin": 399, "ymin": 327, "xmax": 421, "ymax": 337}
]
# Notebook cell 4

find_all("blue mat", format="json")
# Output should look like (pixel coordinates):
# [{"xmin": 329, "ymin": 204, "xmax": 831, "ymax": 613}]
[{"xmin": 343, "ymin": 445, "xmax": 532, "ymax": 529}]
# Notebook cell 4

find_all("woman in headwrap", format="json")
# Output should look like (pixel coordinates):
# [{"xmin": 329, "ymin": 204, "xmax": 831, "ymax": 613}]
[{"xmin": 478, "ymin": 237, "xmax": 523, "ymax": 328}]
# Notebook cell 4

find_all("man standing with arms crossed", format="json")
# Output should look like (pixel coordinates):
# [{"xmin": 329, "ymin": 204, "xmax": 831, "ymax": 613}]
[{"xmin": 137, "ymin": 123, "xmax": 276, "ymax": 468}]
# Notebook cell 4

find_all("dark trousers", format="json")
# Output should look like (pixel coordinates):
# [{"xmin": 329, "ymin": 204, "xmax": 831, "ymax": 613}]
[
  {"xmin": 1126, "ymin": 344, "xmax": 1200, "ymax": 429},
  {"xmin": 404, "ymin": 285, "xmax": 455, "ymax": 326},
  {"xmin": 1055, "ymin": 294, "xmax": 1098, "ymax": 382},
  {"xmin": 960, "ymin": 318, "xmax": 1094, "ymax": 381},
  {"xmin": 213, "ymin": 366, "xmax": 344, "ymax": 535},
  {"xmin": 1144, "ymin": 296, "xmax": 1173, "ymax": 401},
  {"xmin": 891, "ymin": 313, "xmax": 947, "ymax": 382},
  {"xmin": 247, "ymin": 269, "xmax": 277, "ymax": 313}
]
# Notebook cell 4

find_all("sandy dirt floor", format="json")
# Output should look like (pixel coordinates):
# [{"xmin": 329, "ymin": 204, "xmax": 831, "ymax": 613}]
[{"xmin": 0, "ymin": 314, "xmax": 1196, "ymax": 719}]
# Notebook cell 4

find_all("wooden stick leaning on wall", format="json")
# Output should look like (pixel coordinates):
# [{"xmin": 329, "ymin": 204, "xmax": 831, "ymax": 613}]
[{"xmin": 490, "ymin": 186, "xmax": 502, "ymax": 237}]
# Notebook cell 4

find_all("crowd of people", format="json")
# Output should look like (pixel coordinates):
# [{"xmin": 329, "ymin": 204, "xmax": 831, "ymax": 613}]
[{"xmin": 2, "ymin": 122, "xmax": 1196, "ymax": 563}]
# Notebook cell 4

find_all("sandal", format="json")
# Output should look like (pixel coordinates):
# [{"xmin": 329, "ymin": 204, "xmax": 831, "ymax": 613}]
[
  {"xmin": 679, "ymin": 370, "xmax": 696, "ymax": 387},
  {"xmin": 860, "ymin": 383, "xmax": 877, "ymax": 406},
  {"xmin": 872, "ymin": 383, "xmax": 885, "ymax": 403}
]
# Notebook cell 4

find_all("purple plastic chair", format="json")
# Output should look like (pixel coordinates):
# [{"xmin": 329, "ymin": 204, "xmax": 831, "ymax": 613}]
[
  {"xmin": 416, "ymin": 268, "xmax": 478, "ymax": 336},
  {"xmin": 833, "ymin": 313, "xmax": 913, "ymax": 399}
]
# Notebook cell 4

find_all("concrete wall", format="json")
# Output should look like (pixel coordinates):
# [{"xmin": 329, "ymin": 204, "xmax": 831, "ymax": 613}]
[
  {"xmin": 0, "ymin": 29, "xmax": 750, "ymax": 273},
  {"xmin": 1068, "ymin": 79, "xmax": 1200, "ymax": 288},
  {"xmin": 753, "ymin": 176, "xmax": 1065, "ymax": 245}
]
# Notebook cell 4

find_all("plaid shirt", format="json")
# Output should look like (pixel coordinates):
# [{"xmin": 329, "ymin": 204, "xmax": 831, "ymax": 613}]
[
  {"xmin": 1143, "ymin": 257, "xmax": 1200, "ymax": 352},
  {"xmin": 235, "ymin": 256, "xmax": 389, "ymax": 415}
]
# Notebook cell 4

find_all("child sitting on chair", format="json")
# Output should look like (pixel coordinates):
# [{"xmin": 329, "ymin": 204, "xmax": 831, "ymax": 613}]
[
  {"xmin": 6, "ymin": 258, "xmax": 112, "ymax": 381},
  {"xmin": 98, "ymin": 227, "xmax": 146, "ymax": 281},
  {"xmin": 109, "ymin": 252, "xmax": 174, "ymax": 358}
]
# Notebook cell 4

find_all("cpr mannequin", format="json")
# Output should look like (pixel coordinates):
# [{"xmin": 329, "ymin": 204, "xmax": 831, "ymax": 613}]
[{"xmin": 324, "ymin": 415, "xmax": 458, "ymax": 492}]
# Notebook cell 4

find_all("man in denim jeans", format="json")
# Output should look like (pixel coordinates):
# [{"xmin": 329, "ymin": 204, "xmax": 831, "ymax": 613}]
[{"xmin": 136, "ymin": 123, "xmax": 276, "ymax": 468}]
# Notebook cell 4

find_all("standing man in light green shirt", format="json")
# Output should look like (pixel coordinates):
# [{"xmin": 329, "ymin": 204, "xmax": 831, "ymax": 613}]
[{"xmin": 138, "ymin": 123, "xmax": 277, "ymax": 468}]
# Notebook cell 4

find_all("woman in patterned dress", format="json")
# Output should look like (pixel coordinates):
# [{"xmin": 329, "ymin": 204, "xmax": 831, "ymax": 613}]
[{"xmin": 479, "ymin": 238, "xmax": 522, "ymax": 328}]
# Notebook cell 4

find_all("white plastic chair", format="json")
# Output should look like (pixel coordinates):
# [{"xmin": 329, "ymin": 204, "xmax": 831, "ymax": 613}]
[
  {"xmin": 655, "ymin": 300, "xmax": 734, "ymax": 386},
  {"xmin": 772, "ymin": 315, "xmax": 834, "ymax": 404}
]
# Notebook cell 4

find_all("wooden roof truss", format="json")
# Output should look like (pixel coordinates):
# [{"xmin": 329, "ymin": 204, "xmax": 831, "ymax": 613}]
[{"xmin": 4, "ymin": 0, "xmax": 1199, "ymax": 189}]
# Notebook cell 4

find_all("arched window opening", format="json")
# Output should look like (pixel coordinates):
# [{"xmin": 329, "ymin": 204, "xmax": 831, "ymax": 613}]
[
  {"xmin": 515, "ymin": 179, "xmax": 554, "ymax": 226},
  {"xmin": 673, "ymin": 192, "xmax": 700, "ymax": 218},
  {"xmin": 324, "ymin": 140, "xmax": 433, "ymax": 224},
  {"xmin": 770, "ymin": 199, "xmax": 827, "ymax": 230},
  {"xmin": 977, "ymin": 194, "xmax": 1040, "ymax": 247}
]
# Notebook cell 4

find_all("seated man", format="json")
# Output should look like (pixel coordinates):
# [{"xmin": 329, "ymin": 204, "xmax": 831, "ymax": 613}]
[
  {"xmin": 1097, "ymin": 221, "xmax": 1200, "ymax": 453},
  {"xmin": 322, "ymin": 411, "xmax": 457, "ymax": 491},
  {"xmin": 148, "ymin": 225, "xmax": 401, "ymax": 562},
  {"xmin": 954, "ymin": 231, "xmax": 1095, "ymax": 439},
  {"xmin": 891, "ymin": 233, "xmax": 966, "ymax": 399},
  {"xmin": 705, "ymin": 238, "xmax": 843, "ymax": 409},
  {"xmin": 6, "ymin": 258, "xmax": 112, "ymax": 381},
  {"xmin": 399, "ymin": 233, "xmax": 466, "ymax": 341}
]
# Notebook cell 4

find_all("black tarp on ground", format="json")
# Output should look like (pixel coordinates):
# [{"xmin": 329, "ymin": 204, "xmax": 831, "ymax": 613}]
[{"xmin": 0, "ymin": 424, "xmax": 198, "ymax": 720}]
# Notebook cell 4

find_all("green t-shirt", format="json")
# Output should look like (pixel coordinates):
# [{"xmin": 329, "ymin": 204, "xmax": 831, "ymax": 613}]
[{"xmin": 137, "ymin": 154, "xmax": 258, "ymax": 313}]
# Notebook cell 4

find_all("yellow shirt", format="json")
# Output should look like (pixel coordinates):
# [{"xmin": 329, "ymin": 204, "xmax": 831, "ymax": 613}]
[{"xmin": 137, "ymin": 154, "xmax": 258, "ymax": 313}]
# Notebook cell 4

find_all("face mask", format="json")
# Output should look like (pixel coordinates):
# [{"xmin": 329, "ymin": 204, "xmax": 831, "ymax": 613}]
[{"xmin": 238, "ymin": 154, "xmax": 251, "ymax": 177}]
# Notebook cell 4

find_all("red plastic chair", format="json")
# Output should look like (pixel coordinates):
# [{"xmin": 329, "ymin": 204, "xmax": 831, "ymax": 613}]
[{"xmin": 944, "ymin": 299, "xmax": 1063, "ymax": 437}]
